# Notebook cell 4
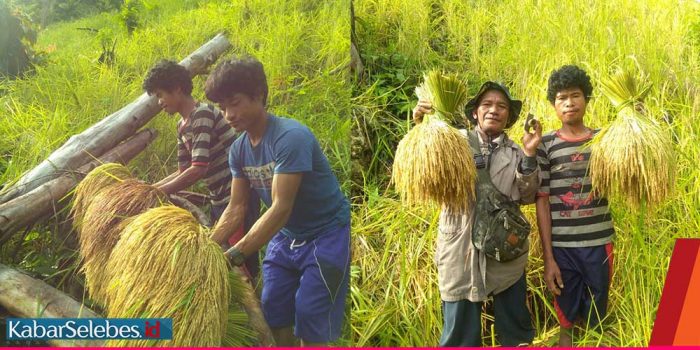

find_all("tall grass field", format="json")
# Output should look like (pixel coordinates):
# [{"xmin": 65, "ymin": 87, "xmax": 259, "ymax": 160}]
[{"xmin": 351, "ymin": 0, "xmax": 700, "ymax": 346}]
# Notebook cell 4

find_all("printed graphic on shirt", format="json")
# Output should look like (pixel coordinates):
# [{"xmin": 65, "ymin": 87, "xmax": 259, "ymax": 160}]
[{"xmin": 242, "ymin": 162, "xmax": 275, "ymax": 190}]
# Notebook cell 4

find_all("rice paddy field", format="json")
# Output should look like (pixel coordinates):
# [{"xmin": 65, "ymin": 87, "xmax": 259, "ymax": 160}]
[
  {"xmin": 351, "ymin": 0, "xmax": 700, "ymax": 347},
  {"xmin": 0, "ymin": 0, "xmax": 350, "ymax": 345}
]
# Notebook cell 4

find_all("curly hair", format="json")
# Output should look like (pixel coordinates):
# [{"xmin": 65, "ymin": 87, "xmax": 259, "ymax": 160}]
[
  {"xmin": 205, "ymin": 56, "xmax": 268, "ymax": 106},
  {"xmin": 142, "ymin": 60, "xmax": 193, "ymax": 95},
  {"xmin": 546, "ymin": 65, "xmax": 593, "ymax": 104}
]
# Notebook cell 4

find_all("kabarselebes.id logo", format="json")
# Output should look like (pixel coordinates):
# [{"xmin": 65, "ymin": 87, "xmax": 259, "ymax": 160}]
[{"xmin": 6, "ymin": 318, "xmax": 173, "ymax": 340}]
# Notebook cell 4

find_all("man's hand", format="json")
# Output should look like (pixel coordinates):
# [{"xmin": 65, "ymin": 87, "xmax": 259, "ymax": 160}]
[
  {"xmin": 522, "ymin": 118, "xmax": 542, "ymax": 157},
  {"xmin": 544, "ymin": 258, "xmax": 564, "ymax": 296},
  {"xmin": 412, "ymin": 100, "xmax": 433, "ymax": 124}
]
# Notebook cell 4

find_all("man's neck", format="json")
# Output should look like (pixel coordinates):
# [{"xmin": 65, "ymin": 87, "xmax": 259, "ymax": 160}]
[
  {"xmin": 558, "ymin": 122, "xmax": 590, "ymax": 138},
  {"xmin": 177, "ymin": 96, "xmax": 197, "ymax": 120},
  {"xmin": 247, "ymin": 111, "xmax": 269, "ymax": 146},
  {"xmin": 476, "ymin": 126, "xmax": 503, "ymax": 141}
]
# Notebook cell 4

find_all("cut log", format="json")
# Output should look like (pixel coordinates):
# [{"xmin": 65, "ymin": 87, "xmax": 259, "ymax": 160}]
[
  {"xmin": 0, "ymin": 33, "xmax": 231, "ymax": 204},
  {"xmin": 175, "ymin": 190, "xmax": 210, "ymax": 207},
  {"xmin": 169, "ymin": 194, "xmax": 212, "ymax": 227},
  {"xmin": 0, "ymin": 129, "xmax": 158, "ymax": 245},
  {"xmin": 0, "ymin": 263, "xmax": 104, "ymax": 347}
]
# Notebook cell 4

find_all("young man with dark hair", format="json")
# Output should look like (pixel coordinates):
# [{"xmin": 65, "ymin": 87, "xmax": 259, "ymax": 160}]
[
  {"xmin": 536, "ymin": 64, "xmax": 615, "ymax": 347},
  {"xmin": 143, "ymin": 59, "xmax": 260, "ymax": 276},
  {"xmin": 413, "ymin": 81, "xmax": 542, "ymax": 347},
  {"xmin": 143, "ymin": 59, "xmax": 236, "ymax": 217},
  {"xmin": 206, "ymin": 56, "xmax": 350, "ymax": 347}
]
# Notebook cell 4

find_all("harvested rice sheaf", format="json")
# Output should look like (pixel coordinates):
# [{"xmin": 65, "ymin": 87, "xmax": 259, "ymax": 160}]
[
  {"xmin": 71, "ymin": 162, "xmax": 132, "ymax": 228},
  {"xmin": 392, "ymin": 71, "xmax": 476, "ymax": 211},
  {"xmin": 79, "ymin": 179, "xmax": 168, "ymax": 307},
  {"xmin": 589, "ymin": 67, "xmax": 674, "ymax": 208},
  {"xmin": 106, "ymin": 206, "xmax": 230, "ymax": 347},
  {"xmin": 589, "ymin": 107, "xmax": 674, "ymax": 208}
]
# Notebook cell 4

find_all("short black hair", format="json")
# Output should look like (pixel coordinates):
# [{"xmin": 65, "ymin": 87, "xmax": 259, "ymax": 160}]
[
  {"xmin": 205, "ymin": 56, "xmax": 268, "ymax": 106},
  {"xmin": 142, "ymin": 59, "xmax": 193, "ymax": 95},
  {"xmin": 546, "ymin": 65, "xmax": 593, "ymax": 104}
]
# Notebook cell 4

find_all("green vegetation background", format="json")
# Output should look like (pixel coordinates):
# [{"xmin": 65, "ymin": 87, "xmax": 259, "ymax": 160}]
[{"xmin": 351, "ymin": 0, "xmax": 700, "ymax": 346}]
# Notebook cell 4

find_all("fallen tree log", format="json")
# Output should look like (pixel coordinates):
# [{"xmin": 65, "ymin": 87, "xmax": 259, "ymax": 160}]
[
  {"xmin": 0, "ymin": 33, "xmax": 232, "ymax": 204},
  {"xmin": 169, "ymin": 194, "xmax": 211, "ymax": 227},
  {"xmin": 0, "ymin": 129, "xmax": 158, "ymax": 246},
  {"xmin": 0, "ymin": 263, "xmax": 104, "ymax": 347},
  {"xmin": 175, "ymin": 190, "xmax": 210, "ymax": 207}
]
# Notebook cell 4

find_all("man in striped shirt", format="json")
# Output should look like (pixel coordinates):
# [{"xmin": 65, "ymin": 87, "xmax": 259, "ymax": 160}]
[
  {"xmin": 143, "ymin": 60, "xmax": 238, "ymax": 220},
  {"xmin": 536, "ymin": 65, "xmax": 615, "ymax": 346}
]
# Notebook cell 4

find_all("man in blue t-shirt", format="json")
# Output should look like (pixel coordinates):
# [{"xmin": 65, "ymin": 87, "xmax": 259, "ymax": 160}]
[{"xmin": 206, "ymin": 56, "xmax": 350, "ymax": 347}]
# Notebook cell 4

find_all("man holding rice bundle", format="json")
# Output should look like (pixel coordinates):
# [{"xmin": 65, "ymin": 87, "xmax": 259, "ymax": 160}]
[
  {"xmin": 413, "ymin": 81, "xmax": 542, "ymax": 347},
  {"xmin": 142, "ymin": 60, "xmax": 260, "ymax": 277},
  {"xmin": 206, "ymin": 56, "xmax": 351, "ymax": 347},
  {"xmin": 536, "ymin": 65, "xmax": 615, "ymax": 347}
]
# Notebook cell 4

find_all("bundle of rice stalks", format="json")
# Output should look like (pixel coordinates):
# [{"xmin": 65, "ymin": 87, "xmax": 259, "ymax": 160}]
[
  {"xmin": 105, "ymin": 206, "xmax": 230, "ymax": 347},
  {"xmin": 71, "ymin": 162, "xmax": 132, "ymax": 228},
  {"xmin": 589, "ymin": 68, "xmax": 674, "ymax": 208},
  {"xmin": 392, "ymin": 71, "xmax": 475, "ymax": 211},
  {"xmin": 79, "ymin": 179, "xmax": 168, "ymax": 307}
]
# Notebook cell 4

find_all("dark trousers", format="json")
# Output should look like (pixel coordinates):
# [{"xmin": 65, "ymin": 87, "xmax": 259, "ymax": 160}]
[{"xmin": 439, "ymin": 273, "xmax": 534, "ymax": 347}]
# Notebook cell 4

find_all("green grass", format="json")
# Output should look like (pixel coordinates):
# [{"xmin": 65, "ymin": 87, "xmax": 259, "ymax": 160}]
[
  {"xmin": 0, "ymin": 0, "xmax": 350, "ymax": 191},
  {"xmin": 351, "ymin": 0, "xmax": 700, "ymax": 346}
]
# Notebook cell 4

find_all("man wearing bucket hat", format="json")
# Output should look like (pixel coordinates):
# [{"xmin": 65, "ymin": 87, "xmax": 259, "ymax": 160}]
[{"xmin": 413, "ymin": 81, "xmax": 542, "ymax": 347}]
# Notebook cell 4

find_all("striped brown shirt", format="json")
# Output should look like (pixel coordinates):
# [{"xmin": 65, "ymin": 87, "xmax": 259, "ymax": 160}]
[
  {"xmin": 536, "ymin": 129, "xmax": 614, "ymax": 247},
  {"xmin": 177, "ymin": 103, "xmax": 237, "ymax": 206}
]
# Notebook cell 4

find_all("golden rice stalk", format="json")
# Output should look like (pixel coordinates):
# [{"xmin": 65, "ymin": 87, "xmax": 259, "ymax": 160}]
[
  {"xmin": 415, "ymin": 70, "xmax": 469, "ymax": 125},
  {"xmin": 79, "ymin": 179, "xmax": 168, "ymax": 307},
  {"xmin": 71, "ymin": 163, "xmax": 132, "ymax": 229},
  {"xmin": 393, "ymin": 118, "xmax": 476, "ymax": 211},
  {"xmin": 393, "ymin": 71, "xmax": 475, "ymax": 211},
  {"xmin": 589, "ymin": 107, "xmax": 674, "ymax": 208},
  {"xmin": 106, "ymin": 206, "xmax": 230, "ymax": 347},
  {"xmin": 592, "ymin": 67, "xmax": 674, "ymax": 208}
]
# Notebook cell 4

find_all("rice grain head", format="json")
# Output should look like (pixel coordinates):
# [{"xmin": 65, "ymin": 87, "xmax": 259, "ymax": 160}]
[
  {"xmin": 589, "ymin": 107, "xmax": 674, "ymax": 208},
  {"xmin": 393, "ymin": 118, "xmax": 475, "ymax": 211},
  {"xmin": 79, "ymin": 179, "xmax": 168, "ymax": 307},
  {"xmin": 71, "ymin": 163, "xmax": 132, "ymax": 229},
  {"xmin": 393, "ymin": 71, "xmax": 476, "ymax": 211},
  {"xmin": 105, "ymin": 206, "xmax": 230, "ymax": 347}
]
